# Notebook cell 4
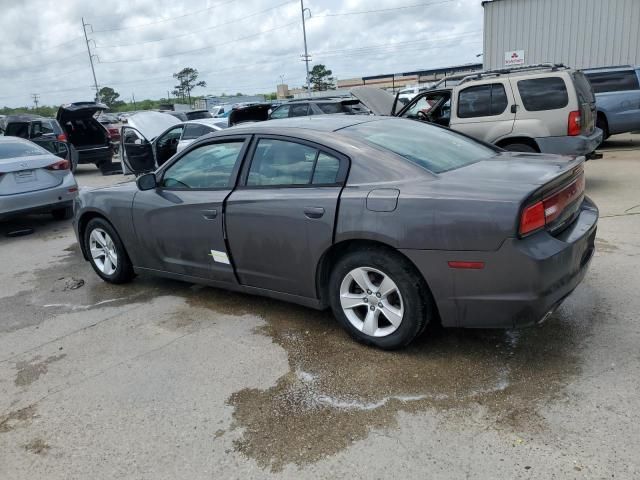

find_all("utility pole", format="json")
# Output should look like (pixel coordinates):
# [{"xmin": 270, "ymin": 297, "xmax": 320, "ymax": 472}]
[
  {"xmin": 300, "ymin": 0, "xmax": 311, "ymax": 95},
  {"xmin": 31, "ymin": 93, "xmax": 40, "ymax": 112},
  {"xmin": 131, "ymin": 93, "xmax": 137, "ymax": 110},
  {"xmin": 82, "ymin": 17, "xmax": 101, "ymax": 103}
]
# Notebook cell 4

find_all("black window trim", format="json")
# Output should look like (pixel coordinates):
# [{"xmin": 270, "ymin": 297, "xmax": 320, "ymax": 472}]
[
  {"xmin": 456, "ymin": 82, "xmax": 509, "ymax": 119},
  {"xmin": 155, "ymin": 134, "xmax": 252, "ymax": 192},
  {"xmin": 238, "ymin": 134, "xmax": 350, "ymax": 189}
]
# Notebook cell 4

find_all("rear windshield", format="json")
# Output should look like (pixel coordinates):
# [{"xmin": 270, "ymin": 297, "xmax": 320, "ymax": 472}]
[
  {"xmin": 341, "ymin": 119, "xmax": 497, "ymax": 174},
  {"xmin": 517, "ymin": 77, "xmax": 569, "ymax": 111},
  {"xmin": 0, "ymin": 141, "xmax": 48, "ymax": 159},
  {"xmin": 585, "ymin": 70, "xmax": 640, "ymax": 93},
  {"xmin": 187, "ymin": 111, "xmax": 213, "ymax": 120},
  {"xmin": 4, "ymin": 122, "xmax": 30, "ymax": 138}
]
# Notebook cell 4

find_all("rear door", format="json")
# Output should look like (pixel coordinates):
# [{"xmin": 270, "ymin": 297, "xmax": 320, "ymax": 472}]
[
  {"xmin": 132, "ymin": 136, "xmax": 250, "ymax": 280},
  {"xmin": 225, "ymin": 136, "xmax": 348, "ymax": 298},
  {"xmin": 449, "ymin": 80, "xmax": 516, "ymax": 143}
]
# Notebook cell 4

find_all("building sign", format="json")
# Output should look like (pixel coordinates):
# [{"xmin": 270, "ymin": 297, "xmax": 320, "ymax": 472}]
[{"xmin": 504, "ymin": 50, "xmax": 525, "ymax": 66}]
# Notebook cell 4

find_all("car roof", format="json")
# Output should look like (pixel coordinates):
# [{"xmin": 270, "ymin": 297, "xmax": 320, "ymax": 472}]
[
  {"xmin": 5, "ymin": 114, "xmax": 45, "ymax": 122},
  {"xmin": 225, "ymin": 115, "xmax": 381, "ymax": 134}
]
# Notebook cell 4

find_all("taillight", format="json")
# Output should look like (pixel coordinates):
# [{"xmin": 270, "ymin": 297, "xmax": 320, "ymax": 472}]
[
  {"xmin": 568, "ymin": 110, "xmax": 581, "ymax": 136},
  {"xmin": 519, "ymin": 169, "xmax": 585, "ymax": 236},
  {"xmin": 57, "ymin": 133, "xmax": 67, "ymax": 141},
  {"xmin": 46, "ymin": 159, "xmax": 70, "ymax": 171}
]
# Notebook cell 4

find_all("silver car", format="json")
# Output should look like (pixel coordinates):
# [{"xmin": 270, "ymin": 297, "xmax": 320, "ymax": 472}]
[{"xmin": 0, "ymin": 136, "xmax": 78, "ymax": 220}]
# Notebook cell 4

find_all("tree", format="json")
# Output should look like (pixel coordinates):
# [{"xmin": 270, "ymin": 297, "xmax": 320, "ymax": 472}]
[
  {"xmin": 309, "ymin": 64, "xmax": 335, "ymax": 91},
  {"xmin": 173, "ymin": 67, "xmax": 207, "ymax": 105},
  {"xmin": 98, "ymin": 87, "xmax": 123, "ymax": 108}
]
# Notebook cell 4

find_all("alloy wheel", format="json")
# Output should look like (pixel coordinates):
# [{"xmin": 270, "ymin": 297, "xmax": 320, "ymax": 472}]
[
  {"xmin": 89, "ymin": 228, "xmax": 118, "ymax": 276},
  {"xmin": 339, "ymin": 267, "xmax": 404, "ymax": 337}
]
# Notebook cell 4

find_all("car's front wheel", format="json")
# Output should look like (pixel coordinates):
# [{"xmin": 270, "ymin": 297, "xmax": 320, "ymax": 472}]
[
  {"xmin": 329, "ymin": 248, "xmax": 431, "ymax": 349},
  {"xmin": 84, "ymin": 218, "xmax": 134, "ymax": 284}
]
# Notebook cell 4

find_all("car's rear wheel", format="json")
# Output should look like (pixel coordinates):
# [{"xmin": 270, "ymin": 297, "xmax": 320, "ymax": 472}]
[
  {"xmin": 329, "ymin": 248, "xmax": 430, "ymax": 349},
  {"xmin": 84, "ymin": 218, "xmax": 134, "ymax": 284},
  {"xmin": 51, "ymin": 206, "xmax": 73, "ymax": 220},
  {"xmin": 503, "ymin": 143, "xmax": 537, "ymax": 153},
  {"xmin": 597, "ymin": 115, "xmax": 610, "ymax": 143}
]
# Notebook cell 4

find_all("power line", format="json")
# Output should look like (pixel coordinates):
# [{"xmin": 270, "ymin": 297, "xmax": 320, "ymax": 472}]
[
  {"xmin": 94, "ymin": 0, "xmax": 295, "ymax": 49},
  {"xmin": 91, "ymin": 0, "xmax": 239, "ymax": 33},
  {"xmin": 312, "ymin": 0, "xmax": 454, "ymax": 18},
  {"xmin": 7, "ymin": 38, "xmax": 85, "ymax": 60}
]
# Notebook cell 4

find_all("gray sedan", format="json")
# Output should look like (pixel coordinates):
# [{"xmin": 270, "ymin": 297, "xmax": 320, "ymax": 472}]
[
  {"xmin": 73, "ymin": 116, "xmax": 597, "ymax": 349},
  {"xmin": 0, "ymin": 136, "xmax": 77, "ymax": 220}
]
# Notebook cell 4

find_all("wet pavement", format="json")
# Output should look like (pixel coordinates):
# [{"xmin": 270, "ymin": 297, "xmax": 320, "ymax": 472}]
[{"xmin": 1, "ymin": 139, "xmax": 640, "ymax": 479}]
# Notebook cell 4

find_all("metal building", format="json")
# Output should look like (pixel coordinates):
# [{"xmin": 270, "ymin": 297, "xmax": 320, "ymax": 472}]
[{"xmin": 482, "ymin": 0, "xmax": 640, "ymax": 70}]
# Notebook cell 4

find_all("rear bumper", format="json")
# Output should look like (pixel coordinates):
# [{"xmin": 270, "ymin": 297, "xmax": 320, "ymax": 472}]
[
  {"xmin": 0, "ymin": 173, "xmax": 78, "ymax": 219},
  {"xmin": 535, "ymin": 128, "xmax": 603, "ymax": 156},
  {"xmin": 401, "ymin": 197, "xmax": 598, "ymax": 328}
]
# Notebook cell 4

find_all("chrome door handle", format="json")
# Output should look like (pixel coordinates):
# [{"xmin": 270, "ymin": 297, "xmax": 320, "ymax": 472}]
[
  {"xmin": 201, "ymin": 209, "xmax": 218, "ymax": 219},
  {"xmin": 304, "ymin": 207, "xmax": 325, "ymax": 219}
]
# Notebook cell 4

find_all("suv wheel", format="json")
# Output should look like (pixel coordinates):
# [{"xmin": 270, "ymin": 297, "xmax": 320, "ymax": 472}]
[
  {"xmin": 329, "ymin": 248, "xmax": 430, "ymax": 349},
  {"xmin": 503, "ymin": 143, "xmax": 537, "ymax": 153},
  {"xmin": 84, "ymin": 218, "xmax": 134, "ymax": 284}
]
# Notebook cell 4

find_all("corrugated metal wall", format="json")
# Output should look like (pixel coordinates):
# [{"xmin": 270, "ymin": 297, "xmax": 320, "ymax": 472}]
[{"xmin": 483, "ymin": 0, "xmax": 640, "ymax": 70}]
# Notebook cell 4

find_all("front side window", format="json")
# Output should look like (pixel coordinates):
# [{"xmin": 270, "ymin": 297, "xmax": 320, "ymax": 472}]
[
  {"xmin": 157, "ymin": 126, "xmax": 184, "ymax": 146},
  {"xmin": 247, "ymin": 139, "xmax": 341, "ymax": 186},
  {"xmin": 161, "ymin": 141, "xmax": 244, "ymax": 189},
  {"xmin": 457, "ymin": 83, "xmax": 508, "ymax": 118},
  {"xmin": 585, "ymin": 70, "xmax": 640, "ymax": 93},
  {"xmin": 289, "ymin": 104, "xmax": 309, "ymax": 117},
  {"xmin": 270, "ymin": 105, "xmax": 290, "ymax": 119},
  {"xmin": 517, "ymin": 77, "xmax": 569, "ymax": 111},
  {"xmin": 182, "ymin": 124, "xmax": 207, "ymax": 140},
  {"xmin": 317, "ymin": 103, "xmax": 343, "ymax": 114},
  {"xmin": 341, "ymin": 119, "xmax": 497, "ymax": 174}
]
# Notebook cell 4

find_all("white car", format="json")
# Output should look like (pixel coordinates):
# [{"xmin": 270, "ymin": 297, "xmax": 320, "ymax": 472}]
[{"xmin": 120, "ymin": 112, "xmax": 228, "ymax": 173}]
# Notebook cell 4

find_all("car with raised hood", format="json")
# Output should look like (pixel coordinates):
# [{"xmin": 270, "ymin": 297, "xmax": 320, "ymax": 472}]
[
  {"xmin": 582, "ymin": 65, "xmax": 640, "ymax": 140},
  {"xmin": 57, "ymin": 102, "xmax": 115, "ymax": 173},
  {"xmin": 167, "ymin": 109, "xmax": 213, "ymax": 121},
  {"xmin": 120, "ymin": 112, "xmax": 229, "ymax": 174},
  {"xmin": 352, "ymin": 64, "xmax": 603, "ymax": 157},
  {"xmin": 1, "ymin": 136, "xmax": 77, "ymax": 220},
  {"xmin": 75, "ymin": 116, "xmax": 597, "ymax": 349}
]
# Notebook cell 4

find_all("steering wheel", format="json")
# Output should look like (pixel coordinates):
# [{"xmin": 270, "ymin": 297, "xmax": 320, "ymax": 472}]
[{"xmin": 416, "ymin": 110, "xmax": 431, "ymax": 121}]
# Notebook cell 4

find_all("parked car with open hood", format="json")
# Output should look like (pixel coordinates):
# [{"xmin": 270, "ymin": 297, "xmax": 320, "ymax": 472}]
[
  {"xmin": 76, "ymin": 116, "xmax": 597, "ymax": 349},
  {"xmin": 351, "ymin": 64, "xmax": 603, "ymax": 157},
  {"xmin": 582, "ymin": 65, "xmax": 640, "ymax": 140},
  {"xmin": 57, "ymin": 102, "xmax": 114, "ymax": 173},
  {"xmin": 120, "ymin": 112, "xmax": 227, "ymax": 174},
  {"xmin": 168, "ymin": 109, "xmax": 213, "ymax": 121},
  {"xmin": 1, "ymin": 136, "xmax": 77, "ymax": 220}
]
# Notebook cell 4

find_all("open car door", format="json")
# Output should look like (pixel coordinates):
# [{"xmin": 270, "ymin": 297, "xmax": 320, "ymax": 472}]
[{"xmin": 120, "ymin": 126, "xmax": 155, "ymax": 175}]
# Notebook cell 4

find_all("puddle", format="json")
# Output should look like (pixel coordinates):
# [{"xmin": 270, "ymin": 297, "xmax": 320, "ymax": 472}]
[
  {"xmin": 14, "ymin": 354, "xmax": 67, "ymax": 387},
  {"xmin": 1, "ymin": 241, "xmax": 604, "ymax": 470}
]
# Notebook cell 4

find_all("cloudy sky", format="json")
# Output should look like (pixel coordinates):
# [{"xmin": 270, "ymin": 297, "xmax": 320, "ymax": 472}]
[{"xmin": 0, "ymin": 0, "xmax": 484, "ymax": 108}]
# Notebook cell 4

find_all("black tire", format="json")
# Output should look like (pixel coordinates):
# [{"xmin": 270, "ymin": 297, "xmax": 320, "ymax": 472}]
[
  {"xmin": 83, "ymin": 217, "xmax": 135, "ymax": 284},
  {"xmin": 597, "ymin": 115, "xmax": 610, "ymax": 142},
  {"xmin": 328, "ymin": 247, "xmax": 432, "ymax": 350},
  {"xmin": 503, "ymin": 143, "xmax": 537, "ymax": 153},
  {"xmin": 51, "ymin": 206, "xmax": 73, "ymax": 220}
]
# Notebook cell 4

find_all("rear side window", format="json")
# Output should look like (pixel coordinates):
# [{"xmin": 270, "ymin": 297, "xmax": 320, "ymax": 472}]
[
  {"xmin": 585, "ymin": 70, "xmax": 640, "ymax": 93},
  {"xmin": 247, "ymin": 139, "xmax": 341, "ymax": 186},
  {"xmin": 457, "ymin": 83, "xmax": 508, "ymax": 118},
  {"xmin": 517, "ymin": 77, "xmax": 568, "ymax": 111},
  {"xmin": 317, "ymin": 103, "xmax": 343, "ymax": 114},
  {"xmin": 289, "ymin": 104, "xmax": 309, "ymax": 117}
]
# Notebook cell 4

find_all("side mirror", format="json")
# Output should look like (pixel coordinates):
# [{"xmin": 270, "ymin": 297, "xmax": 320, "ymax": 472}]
[{"xmin": 136, "ymin": 173, "xmax": 157, "ymax": 190}]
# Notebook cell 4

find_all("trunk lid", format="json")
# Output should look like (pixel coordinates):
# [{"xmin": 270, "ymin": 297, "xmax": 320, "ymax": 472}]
[
  {"xmin": 56, "ymin": 102, "xmax": 108, "ymax": 123},
  {"xmin": 0, "ymin": 154, "xmax": 65, "ymax": 195}
]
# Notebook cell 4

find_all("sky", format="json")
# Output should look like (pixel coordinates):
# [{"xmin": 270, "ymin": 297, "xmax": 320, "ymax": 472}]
[{"xmin": 0, "ymin": 0, "xmax": 484, "ymax": 108}]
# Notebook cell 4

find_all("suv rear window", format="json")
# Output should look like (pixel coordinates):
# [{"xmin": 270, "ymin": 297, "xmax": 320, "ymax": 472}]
[
  {"xmin": 517, "ymin": 77, "xmax": 569, "ymax": 111},
  {"xmin": 457, "ymin": 83, "xmax": 508, "ymax": 118},
  {"xmin": 584, "ymin": 70, "xmax": 640, "ymax": 93}
]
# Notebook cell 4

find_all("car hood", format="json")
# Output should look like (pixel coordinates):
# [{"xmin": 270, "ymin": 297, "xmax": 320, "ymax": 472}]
[
  {"xmin": 126, "ymin": 111, "xmax": 180, "ymax": 141},
  {"xmin": 57, "ymin": 102, "xmax": 108, "ymax": 123},
  {"xmin": 350, "ymin": 86, "xmax": 397, "ymax": 116}
]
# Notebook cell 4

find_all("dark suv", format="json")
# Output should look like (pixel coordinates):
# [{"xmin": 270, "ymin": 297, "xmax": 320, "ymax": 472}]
[
  {"xmin": 269, "ymin": 98, "xmax": 369, "ymax": 119},
  {"xmin": 57, "ymin": 102, "xmax": 115, "ymax": 173},
  {"xmin": 3, "ymin": 114, "xmax": 66, "ymax": 141}
]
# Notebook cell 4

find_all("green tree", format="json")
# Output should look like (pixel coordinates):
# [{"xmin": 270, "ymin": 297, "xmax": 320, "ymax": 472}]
[
  {"xmin": 173, "ymin": 67, "xmax": 207, "ymax": 105},
  {"xmin": 98, "ymin": 86, "xmax": 123, "ymax": 108},
  {"xmin": 309, "ymin": 64, "xmax": 335, "ymax": 91}
]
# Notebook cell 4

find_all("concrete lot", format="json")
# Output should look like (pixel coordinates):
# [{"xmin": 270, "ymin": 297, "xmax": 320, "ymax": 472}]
[{"xmin": 1, "ymin": 136, "xmax": 639, "ymax": 479}]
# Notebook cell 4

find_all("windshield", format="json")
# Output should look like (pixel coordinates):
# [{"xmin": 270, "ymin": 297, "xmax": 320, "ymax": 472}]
[
  {"xmin": 341, "ymin": 119, "xmax": 497, "ymax": 174},
  {"xmin": 0, "ymin": 141, "xmax": 49, "ymax": 159}
]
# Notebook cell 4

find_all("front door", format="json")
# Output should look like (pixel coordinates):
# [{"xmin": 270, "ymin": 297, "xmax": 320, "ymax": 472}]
[
  {"xmin": 449, "ymin": 81, "xmax": 516, "ymax": 143},
  {"xmin": 121, "ymin": 126, "xmax": 156, "ymax": 174},
  {"xmin": 399, "ymin": 90, "xmax": 452, "ymax": 127},
  {"xmin": 225, "ymin": 136, "xmax": 347, "ymax": 298},
  {"xmin": 131, "ymin": 136, "xmax": 250, "ymax": 281}
]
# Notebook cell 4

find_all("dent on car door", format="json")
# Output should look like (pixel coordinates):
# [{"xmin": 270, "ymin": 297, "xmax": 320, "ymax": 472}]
[
  {"xmin": 131, "ymin": 136, "xmax": 250, "ymax": 280},
  {"xmin": 225, "ymin": 136, "xmax": 347, "ymax": 298}
]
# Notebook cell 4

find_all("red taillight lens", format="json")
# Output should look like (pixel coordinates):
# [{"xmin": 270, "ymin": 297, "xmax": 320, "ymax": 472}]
[
  {"xmin": 568, "ymin": 110, "xmax": 581, "ymax": 136},
  {"xmin": 519, "ymin": 169, "xmax": 585, "ymax": 236},
  {"xmin": 57, "ymin": 133, "xmax": 67, "ymax": 141},
  {"xmin": 519, "ymin": 201, "xmax": 546, "ymax": 235},
  {"xmin": 46, "ymin": 159, "xmax": 70, "ymax": 171}
]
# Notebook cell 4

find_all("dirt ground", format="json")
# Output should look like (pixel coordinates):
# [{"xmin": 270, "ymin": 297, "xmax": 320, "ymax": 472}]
[{"xmin": 1, "ymin": 135, "xmax": 639, "ymax": 479}]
